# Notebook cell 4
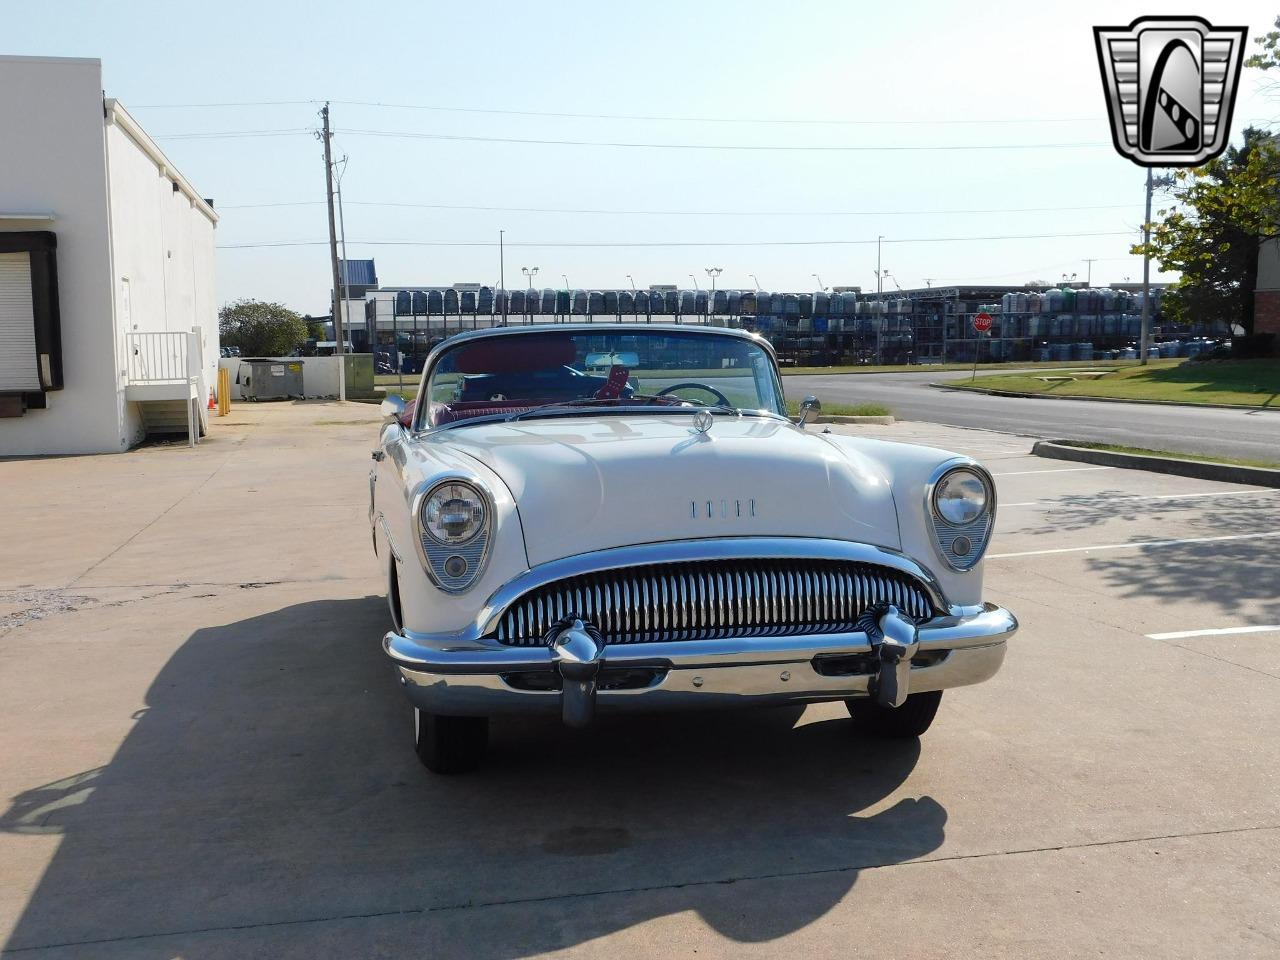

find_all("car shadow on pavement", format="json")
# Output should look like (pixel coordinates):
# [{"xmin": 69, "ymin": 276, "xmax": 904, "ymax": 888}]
[
  {"xmin": 1003, "ymin": 493, "xmax": 1280, "ymax": 622},
  {"xmin": 1, "ymin": 596, "xmax": 943, "ymax": 958}
]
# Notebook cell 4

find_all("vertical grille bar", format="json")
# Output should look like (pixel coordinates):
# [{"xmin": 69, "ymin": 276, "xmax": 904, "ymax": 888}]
[{"xmin": 494, "ymin": 559, "xmax": 937, "ymax": 645}]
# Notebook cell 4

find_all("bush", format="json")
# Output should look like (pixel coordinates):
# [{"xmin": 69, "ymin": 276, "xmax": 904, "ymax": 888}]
[{"xmin": 219, "ymin": 299, "xmax": 308, "ymax": 357}]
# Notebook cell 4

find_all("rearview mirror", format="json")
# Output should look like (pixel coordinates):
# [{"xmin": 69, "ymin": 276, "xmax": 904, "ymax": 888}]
[
  {"xmin": 380, "ymin": 394, "xmax": 407, "ymax": 423},
  {"xmin": 797, "ymin": 395, "xmax": 821, "ymax": 427}
]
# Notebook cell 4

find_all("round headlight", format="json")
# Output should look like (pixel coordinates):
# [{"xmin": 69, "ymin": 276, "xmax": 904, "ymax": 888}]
[
  {"xmin": 421, "ymin": 481, "xmax": 487, "ymax": 544},
  {"xmin": 934, "ymin": 469, "xmax": 989, "ymax": 526}
]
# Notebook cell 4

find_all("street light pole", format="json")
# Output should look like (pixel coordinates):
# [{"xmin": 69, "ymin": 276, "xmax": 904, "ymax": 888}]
[
  {"xmin": 876, "ymin": 236, "xmax": 885, "ymax": 365},
  {"xmin": 749, "ymin": 273, "xmax": 761, "ymax": 292},
  {"xmin": 704, "ymin": 267, "xmax": 722, "ymax": 292},
  {"xmin": 812, "ymin": 273, "xmax": 824, "ymax": 291},
  {"xmin": 1140, "ymin": 167, "xmax": 1153, "ymax": 366},
  {"xmin": 626, "ymin": 274, "xmax": 636, "ymax": 291},
  {"xmin": 499, "ymin": 229, "xmax": 506, "ymax": 325},
  {"xmin": 877, "ymin": 236, "xmax": 883, "ymax": 298},
  {"xmin": 689, "ymin": 274, "xmax": 699, "ymax": 292},
  {"xmin": 522, "ymin": 266, "xmax": 539, "ymax": 323}
]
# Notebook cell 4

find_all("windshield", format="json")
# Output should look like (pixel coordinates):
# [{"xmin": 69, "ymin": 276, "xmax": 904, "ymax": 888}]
[{"xmin": 421, "ymin": 329, "xmax": 784, "ymax": 428}]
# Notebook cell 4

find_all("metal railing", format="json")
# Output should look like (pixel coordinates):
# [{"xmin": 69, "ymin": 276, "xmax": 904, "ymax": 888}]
[{"xmin": 126, "ymin": 331, "xmax": 196, "ymax": 383}]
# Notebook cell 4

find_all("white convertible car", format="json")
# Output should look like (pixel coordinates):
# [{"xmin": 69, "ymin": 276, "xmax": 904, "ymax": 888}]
[{"xmin": 372, "ymin": 324, "xmax": 1016, "ymax": 773}]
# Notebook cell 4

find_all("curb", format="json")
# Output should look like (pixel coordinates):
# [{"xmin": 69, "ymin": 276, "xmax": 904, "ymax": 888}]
[
  {"xmin": 817, "ymin": 415, "xmax": 895, "ymax": 425},
  {"xmin": 1031, "ymin": 441, "xmax": 1280, "ymax": 488},
  {"xmin": 929, "ymin": 382, "xmax": 1276, "ymax": 412}
]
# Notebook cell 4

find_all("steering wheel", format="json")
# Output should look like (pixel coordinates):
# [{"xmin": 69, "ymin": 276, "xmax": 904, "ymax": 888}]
[{"xmin": 656, "ymin": 382, "xmax": 733, "ymax": 407}]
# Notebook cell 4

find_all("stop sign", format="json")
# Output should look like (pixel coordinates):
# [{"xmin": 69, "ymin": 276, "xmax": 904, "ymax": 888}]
[{"xmin": 973, "ymin": 312, "xmax": 993, "ymax": 333}]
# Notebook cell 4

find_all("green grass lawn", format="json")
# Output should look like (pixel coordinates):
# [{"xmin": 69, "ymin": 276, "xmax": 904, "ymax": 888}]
[
  {"xmin": 783, "ymin": 399, "xmax": 891, "ymax": 418},
  {"xmin": 1052, "ymin": 441, "xmax": 1280, "ymax": 471},
  {"xmin": 782, "ymin": 358, "xmax": 1184, "ymax": 376},
  {"xmin": 944, "ymin": 359, "xmax": 1280, "ymax": 408}
]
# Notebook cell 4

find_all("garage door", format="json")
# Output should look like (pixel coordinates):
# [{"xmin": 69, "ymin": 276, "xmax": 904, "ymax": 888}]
[{"xmin": 0, "ymin": 251, "xmax": 41, "ymax": 391}]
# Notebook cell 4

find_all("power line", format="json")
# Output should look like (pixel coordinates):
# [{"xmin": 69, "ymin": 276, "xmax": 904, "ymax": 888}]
[
  {"xmin": 330, "ymin": 101, "xmax": 1097, "ymax": 126},
  {"xmin": 335, "ymin": 128, "xmax": 1110, "ymax": 151},
  {"xmin": 129, "ymin": 97, "xmax": 1096, "ymax": 126},
  {"xmin": 130, "ymin": 100, "xmax": 316, "ymax": 108},
  {"xmin": 149, "ymin": 126, "xmax": 1108, "ymax": 151},
  {"xmin": 216, "ymin": 230, "xmax": 1136, "ymax": 250},
  {"xmin": 219, "ymin": 199, "xmax": 1139, "ymax": 216},
  {"xmin": 154, "ymin": 128, "xmax": 312, "ymax": 140}
]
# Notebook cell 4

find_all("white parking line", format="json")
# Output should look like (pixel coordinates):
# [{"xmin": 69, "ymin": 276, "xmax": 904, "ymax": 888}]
[
  {"xmin": 991, "ymin": 466, "xmax": 1114, "ymax": 477},
  {"xmin": 1147, "ymin": 625, "xmax": 1280, "ymax": 641},
  {"xmin": 989, "ymin": 530, "xmax": 1280, "ymax": 558},
  {"xmin": 1002, "ymin": 489, "xmax": 1276, "ymax": 508}
]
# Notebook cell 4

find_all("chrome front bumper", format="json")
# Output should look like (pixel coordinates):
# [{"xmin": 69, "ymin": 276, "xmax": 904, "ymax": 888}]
[{"xmin": 384, "ymin": 603, "xmax": 1016, "ymax": 722}]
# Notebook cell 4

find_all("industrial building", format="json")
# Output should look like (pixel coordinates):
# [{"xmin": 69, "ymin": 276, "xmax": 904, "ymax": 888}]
[
  {"xmin": 343, "ymin": 260, "xmax": 1196, "ymax": 371},
  {"xmin": 0, "ymin": 56, "xmax": 218, "ymax": 455}
]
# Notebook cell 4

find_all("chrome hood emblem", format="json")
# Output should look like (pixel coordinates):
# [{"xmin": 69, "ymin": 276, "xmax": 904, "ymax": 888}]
[{"xmin": 691, "ymin": 410, "xmax": 715, "ymax": 434}]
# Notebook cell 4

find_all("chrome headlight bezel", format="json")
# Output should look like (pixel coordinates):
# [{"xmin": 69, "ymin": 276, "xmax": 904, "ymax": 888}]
[
  {"xmin": 420, "ymin": 480, "xmax": 488, "ymax": 546},
  {"xmin": 411, "ymin": 478, "xmax": 494, "ymax": 593},
  {"xmin": 925, "ymin": 460, "xmax": 996, "ymax": 572}
]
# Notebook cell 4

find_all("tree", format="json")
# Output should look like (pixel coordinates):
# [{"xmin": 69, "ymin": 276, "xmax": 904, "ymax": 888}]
[
  {"xmin": 1139, "ymin": 128, "xmax": 1280, "ymax": 333},
  {"xmin": 218, "ymin": 299, "xmax": 308, "ymax": 357},
  {"xmin": 1246, "ymin": 15, "xmax": 1280, "ymax": 71}
]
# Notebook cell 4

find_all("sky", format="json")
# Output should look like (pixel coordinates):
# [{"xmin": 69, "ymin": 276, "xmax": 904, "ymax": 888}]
[{"xmin": 6, "ymin": 0, "xmax": 1280, "ymax": 315}]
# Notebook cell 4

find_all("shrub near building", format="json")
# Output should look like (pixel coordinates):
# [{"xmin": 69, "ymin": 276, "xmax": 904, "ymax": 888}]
[{"xmin": 219, "ymin": 299, "xmax": 308, "ymax": 357}]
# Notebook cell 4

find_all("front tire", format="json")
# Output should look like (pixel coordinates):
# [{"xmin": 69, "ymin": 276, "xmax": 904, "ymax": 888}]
[
  {"xmin": 413, "ymin": 708, "xmax": 489, "ymax": 774},
  {"xmin": 845, "ymin": 690, "xmax": 942, "ymax": 738}
]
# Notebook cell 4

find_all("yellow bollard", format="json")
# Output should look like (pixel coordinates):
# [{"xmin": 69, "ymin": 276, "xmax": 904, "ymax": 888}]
[{"xmin": 217, "ymin": 367, "xmax": 231, "ymax": 416}]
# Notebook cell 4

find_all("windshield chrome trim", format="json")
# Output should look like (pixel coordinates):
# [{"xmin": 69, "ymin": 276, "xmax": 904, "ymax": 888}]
[
  {"xmin": 422, "ymin": 405, "xmax": 789, "ymax": 434},
  {"xmin": 412, "ymin": 323, "xmax": 782, "ymax": 432}
]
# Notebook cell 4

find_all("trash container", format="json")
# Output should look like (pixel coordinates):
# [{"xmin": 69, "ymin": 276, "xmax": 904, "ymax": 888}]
[{"xmin": 238, "ymin": 359, "xmax": 304, "ymax": 400}]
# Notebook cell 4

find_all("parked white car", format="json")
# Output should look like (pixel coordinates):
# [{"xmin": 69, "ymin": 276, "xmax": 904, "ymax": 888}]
[{"xmin": 371, "ymin": 324, "xmax": 1016, "ymax": 773}]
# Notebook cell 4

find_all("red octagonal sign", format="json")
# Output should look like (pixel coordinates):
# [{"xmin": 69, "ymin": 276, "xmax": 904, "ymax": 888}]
[{"xmin": 973, "ymin": 312, "xmax": 993, "ymax": 333}]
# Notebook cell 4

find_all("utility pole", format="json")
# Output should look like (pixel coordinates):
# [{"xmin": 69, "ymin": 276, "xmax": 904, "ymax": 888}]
[
  {"xmin": 1140, "ymin": 167, "xmax": 1153, "ymax": 365},
  {"xmin": 319, "ymin": 103, "xmax": 345, "ymax": 398},
  {"xmin": 334, "ymin": 157, "xmax": 351, "ymax": 402}
]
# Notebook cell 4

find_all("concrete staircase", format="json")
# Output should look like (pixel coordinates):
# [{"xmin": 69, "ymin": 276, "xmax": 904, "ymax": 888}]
[{"xmin": 138, "ymin": 398, "xmax": 207, "ymax": 439}]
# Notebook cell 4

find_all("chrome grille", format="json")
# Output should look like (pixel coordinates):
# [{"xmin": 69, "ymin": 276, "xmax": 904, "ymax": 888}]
[{"xmin": 490, "ymin": 558, "xmax": 938, "ymax": 646}]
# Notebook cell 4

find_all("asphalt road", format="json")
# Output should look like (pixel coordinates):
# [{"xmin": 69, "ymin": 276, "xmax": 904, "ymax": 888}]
[{"xmin": 786, "ymin": 369, "xmax": 1280, "ymax": 462}]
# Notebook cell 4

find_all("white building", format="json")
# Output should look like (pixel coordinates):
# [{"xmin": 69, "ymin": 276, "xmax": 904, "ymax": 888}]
[{"xmin": 0, "ymin": 56, "xmax": 218, "ymax": 456}]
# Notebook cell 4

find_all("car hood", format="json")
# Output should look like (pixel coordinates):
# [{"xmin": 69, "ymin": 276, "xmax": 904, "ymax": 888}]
[{"xmin": 426, "ymin": 415, "xmax": 900, "ymax": 566}]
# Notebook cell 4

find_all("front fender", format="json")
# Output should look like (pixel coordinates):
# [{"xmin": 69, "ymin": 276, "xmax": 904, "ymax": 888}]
[
  {"xmin": 819, "ymin": 435, "xmax": 990, "ymax": 610},
  {"xmin": 377, "ymin": 424, "xmax": 532, "ymax": 635}
]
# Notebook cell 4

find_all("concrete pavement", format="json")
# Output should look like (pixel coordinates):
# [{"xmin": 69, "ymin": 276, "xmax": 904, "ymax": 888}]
[
  {"xmin": 786, "ymin": 369, "xmax": 1280, "ymax": 462},
  {"xmin": 2, "ymin": 403, "xmax": 1279, "ymax": 958}
]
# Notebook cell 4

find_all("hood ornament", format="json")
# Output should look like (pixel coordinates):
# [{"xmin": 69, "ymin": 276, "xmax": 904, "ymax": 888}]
[{"xmin": 692, "ymin": 410, "xmax": 715, "ymax": 435}]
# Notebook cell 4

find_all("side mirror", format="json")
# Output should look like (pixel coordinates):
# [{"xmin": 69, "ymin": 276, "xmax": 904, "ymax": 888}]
[
  {"xmin": 380, "ymin": 393, "xmax": 407, "ymax": 424},
  {"xmin": 797, "ymin": 395, "xmax": 821, "ymax": 427}
]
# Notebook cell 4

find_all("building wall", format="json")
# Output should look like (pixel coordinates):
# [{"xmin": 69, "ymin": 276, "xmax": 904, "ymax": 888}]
[
  {"xmin": 104, "ymin": 110, "xmax": 219, "ymax": 445},
  {"xmin": 0, "ymin": 56, "xmax": 121, "ymax": 455},
  {"xmin": 1255, "ymin": 238, "xmax": 1280, "ymax": 336}
]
